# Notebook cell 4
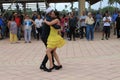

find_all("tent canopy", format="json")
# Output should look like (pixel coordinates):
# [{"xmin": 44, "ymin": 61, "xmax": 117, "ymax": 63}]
[
  {"xmin": 0, "ymin": 0, "xmax": 100, "ymax": 5},
  {"xmin": 47, "ymin": 0, "xmax": 100, "ymax": 5}
]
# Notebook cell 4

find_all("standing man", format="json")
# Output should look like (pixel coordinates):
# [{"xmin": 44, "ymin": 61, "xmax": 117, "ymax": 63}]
[
  {"xmin": 0, "ymin": 15, "xmax": 5, "ymax": 39},
  {"xmin": 14, "ymin": 13, "xmax": 21, "ymax": 40},
  {"xmin": 69, "ymin": 12, "xmax": 78, "ymax": 41},
  {"xmin": 85, "ymin": 12, "xmax": 95, "ymax": 41},
  {"xmin": 95, "ymin": 12, "xmax": 102, "ymax": 31},
  {"xmin": 112, "ymin": 10, "xmax": 118, "ymax": 35},
  {"xmin": 32, "ymin": 12, "xmax": 38, "ymax": 39},
  {"xmin": 115, "ymin": 11, "xmax": 120, "ymax": 38}
]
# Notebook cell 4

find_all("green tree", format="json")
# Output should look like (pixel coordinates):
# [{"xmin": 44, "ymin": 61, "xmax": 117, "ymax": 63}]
[
  {"xmin": 108, "ymin": 0, "xmax": 120, "ymax": 11},
  {"xmin": 108, "ymin": 0, "xmax": 120, "ymax": 4},
  {"xmin": 108, "ymin": 0, "xmax": 115, "ymax": 4},
  {"xmin": 100, "ymin": 6, "xmax": 119, "ymax": 14}
]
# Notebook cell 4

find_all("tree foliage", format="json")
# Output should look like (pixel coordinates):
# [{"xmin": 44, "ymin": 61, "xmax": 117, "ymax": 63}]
[
  {"xmin": 100, "ymin": 6, "xmax": 119, "ymax": 14},
  {"xmin": 108, "ymin": 0, "xmax": 120, "ymax": 4}
]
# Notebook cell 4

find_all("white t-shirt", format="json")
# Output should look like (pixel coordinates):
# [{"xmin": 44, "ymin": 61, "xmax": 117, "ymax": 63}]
[
  {"xmin": 35, "ymin": 19, "xmax": 43, "ymax": 28},
  {"xmin": 103, "ymin": 16, "xmax": 112, "ymax": 26},
  {"xmin": 80, "ymin": 15, "xmax": 87, "ymax": 27}
]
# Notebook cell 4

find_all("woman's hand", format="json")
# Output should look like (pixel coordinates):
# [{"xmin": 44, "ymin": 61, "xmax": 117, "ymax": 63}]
[
  {"xmin": 58, "ymin": 29, "xmax": 62, "ymax": 36},
  {"xmin": 43, "ymin": 19, "xmax": 47, "ymax": 23}
]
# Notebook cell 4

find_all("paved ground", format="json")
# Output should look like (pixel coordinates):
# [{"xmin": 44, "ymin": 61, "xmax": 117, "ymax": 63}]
[{"xmin": 0, "ymin": 32, "xmax": 120, "ymax": 80}]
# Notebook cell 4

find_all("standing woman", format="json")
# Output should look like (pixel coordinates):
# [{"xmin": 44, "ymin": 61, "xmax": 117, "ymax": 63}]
[
  {"xmin": 24, "ymin": 15, "xmax": 34, "ymax": 43},
  {"xmin": 80, "ymin": 11, "xmax": 87, "ymax": 39},
  {"xmin": 35, "ymin": 15, "xmax": 43, "ymax": 40},
  {"xmin": 102, "ymin": 12, "xmax": 111, "ymax": 40},
  {"xmin": 44, "ymin": 11, "xmax": 65, "ymax": 72},
  {"xmin": 8, "ymin": 16, "xmax": 18, "ymax": 43},
  {"xmin": 85, "ymin": 12, "xmax": 95, "ymax": 41}
]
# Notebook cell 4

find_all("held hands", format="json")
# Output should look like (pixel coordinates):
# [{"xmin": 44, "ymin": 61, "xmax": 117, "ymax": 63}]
[
  {"xmin": 105, "ymin": 19, "xmax": 110, "ymax": 22},
  {"xmin": 80, "ymin": 19, "xmax": 85, "ymax": 22},
  {"xmin": 43, "ymin": 19, "xmax": 47, "ymax": 23}
]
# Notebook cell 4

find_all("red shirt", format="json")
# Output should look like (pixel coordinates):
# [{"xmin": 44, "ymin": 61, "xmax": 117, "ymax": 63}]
[
  {"xmin": 65, "ymin": 17, "xmax": 68, "ymax": 23},
  {"xmin": 60, "ymin": 18, "xmax": 65, "ymax": 27},
  {"xmin": 15, "ymin": 17, "xmax": 21, "ymax": 27}
]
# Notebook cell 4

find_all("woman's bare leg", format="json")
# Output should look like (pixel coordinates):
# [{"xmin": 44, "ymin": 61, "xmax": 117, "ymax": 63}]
[{"xmin": 53, "ymin": 48, "xmax": 61, "ymax": 66}]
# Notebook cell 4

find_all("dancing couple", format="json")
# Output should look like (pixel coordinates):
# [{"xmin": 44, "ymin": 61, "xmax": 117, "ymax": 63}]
[{"xmin": 40, "ymin": 7, "xmax": 65, "ymax": 72}]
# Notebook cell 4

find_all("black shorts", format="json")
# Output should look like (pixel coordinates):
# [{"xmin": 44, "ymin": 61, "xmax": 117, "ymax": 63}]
[{"xmin": 103, "ymin": 26, "xmax": 110, "ymax": 33}]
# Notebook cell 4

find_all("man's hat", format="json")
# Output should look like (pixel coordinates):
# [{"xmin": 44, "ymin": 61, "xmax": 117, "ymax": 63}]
[
  {"xmin": 45, "ymin": 7, "xmax": 53, "ymax": 14},
  {"xmin": 88, "ymin": 12, "xmax": 92, "ymax": 15}
]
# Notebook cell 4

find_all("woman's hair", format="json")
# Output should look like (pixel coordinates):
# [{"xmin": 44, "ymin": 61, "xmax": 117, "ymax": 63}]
[
  {"xmin": 54, "ymin": 11, "xmax": 61, "ymax": 21},
  {"xmin": 10, "ymin": 16, "xmax": 15, "ymax": 21},
  {"xmin": 25, "ymin": 15, "xmax": 29, "ymax": 17},
  {"xmin": 63, "ymin": 14, "xmax": 66, "ymax": 18},
  {"xmin": 37, "ymin": 14, "xmax": 41, "ymax": 18}
]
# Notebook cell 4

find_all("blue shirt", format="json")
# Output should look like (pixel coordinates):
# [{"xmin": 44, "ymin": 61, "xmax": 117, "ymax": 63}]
[
  {"xmin": 112, "ymin": 13, "xmax": 118, "ymax": 22},
  {"xmin": 96, "ymin": 14, "xmax": 102, "ymax": 22},
  {"xmin": 0, "ymin": 18, "xmax": 4, "ymax": 26}
]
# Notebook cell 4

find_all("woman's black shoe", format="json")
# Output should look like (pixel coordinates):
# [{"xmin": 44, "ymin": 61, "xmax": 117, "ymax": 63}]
[
  {"xmin": 55, "ymin": 65, "xmax": 62, "ymax": 70},
  {"xmin": 46, "ymin": 66, "xmax": 55, "ymax": 72}
]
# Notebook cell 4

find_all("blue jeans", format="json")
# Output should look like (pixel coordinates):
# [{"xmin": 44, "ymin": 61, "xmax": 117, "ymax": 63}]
[
  {"xmin": 24, "ymin": 29, "xmax": 31, "ymax": 42},
  {"xmin": 17, "ymin": 27, "xmax": 21, "ymax": 40},
  {"xmin": 86, "ymin": 25, "xmax": 94, "ymax": 40},
  {"xmin": 1, "ymin": 26, "xmax": 5, "ymax": 38}
]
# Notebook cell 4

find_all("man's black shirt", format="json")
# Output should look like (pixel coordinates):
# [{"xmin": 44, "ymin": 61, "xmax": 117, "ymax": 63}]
[{"xmin": 41, "ymin": 15, "xmax": 51, "ymax": 45}]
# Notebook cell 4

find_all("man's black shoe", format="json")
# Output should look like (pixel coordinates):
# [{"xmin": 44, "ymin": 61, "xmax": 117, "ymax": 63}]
[
  {"xmin": 40, "ymin": 65, "xmax": 48, "ymax": 71},
  {"xmin": 117, "ymin": 36, "xmax": 120, "ymax": 38}
]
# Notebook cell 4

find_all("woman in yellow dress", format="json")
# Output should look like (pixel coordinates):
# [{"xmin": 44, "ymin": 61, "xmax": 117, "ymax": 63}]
[{"xmin": 44, "ymin": 11, "xmax": 65, "ymax": 72}]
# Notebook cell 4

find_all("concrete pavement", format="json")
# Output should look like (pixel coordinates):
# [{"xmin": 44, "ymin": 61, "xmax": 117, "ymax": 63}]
[{"xmin": 0, "ymin": 33, "xmax": 120, "ymax": 80}]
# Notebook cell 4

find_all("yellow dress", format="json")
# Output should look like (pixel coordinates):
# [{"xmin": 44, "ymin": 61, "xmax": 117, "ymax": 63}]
[{"xmin": 47, "ymin": 26, "xmax": 65, "ymax": 49}]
